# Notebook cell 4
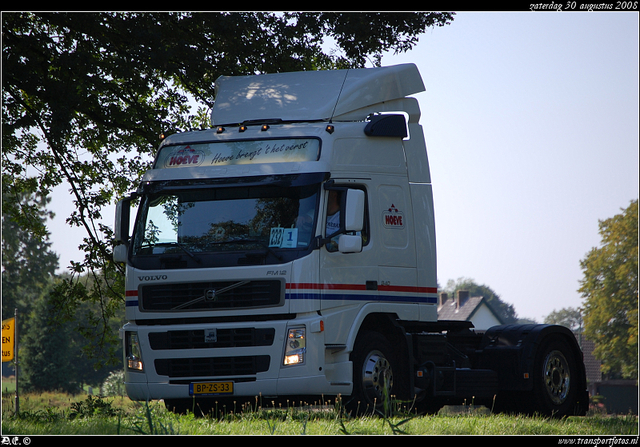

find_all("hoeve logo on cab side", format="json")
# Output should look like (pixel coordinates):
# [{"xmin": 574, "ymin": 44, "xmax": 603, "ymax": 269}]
[{"xmin": 382, "ymin": 204, "xmax": 405, "ymax": 229}]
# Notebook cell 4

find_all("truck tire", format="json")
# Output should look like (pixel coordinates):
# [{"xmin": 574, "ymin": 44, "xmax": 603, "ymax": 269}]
[
  {"xmin": 346, "ymin": 330, "xmax": 398, "ymax": 416},
  {"xmin": 530, "ymin": 336, "xmax": 581, "ymax": 417}
]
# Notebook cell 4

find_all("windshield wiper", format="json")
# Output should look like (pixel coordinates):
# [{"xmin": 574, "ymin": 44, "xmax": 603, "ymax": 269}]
[
  {"xmin": 154, "ymin": 242, "xmax": 201, "ymax": 264},
  {"xmin": 211, "ymin": 239, "xmax": 283, "ymax": 261},
  {"xmin": 172, "ymin": 280, "xmax": 250, "ymax": 310}
]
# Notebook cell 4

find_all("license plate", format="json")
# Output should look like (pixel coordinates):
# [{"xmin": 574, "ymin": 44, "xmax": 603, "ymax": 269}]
[{"xmin": 189, "ymin": 381, "xmax": 234, "ymax": 396}]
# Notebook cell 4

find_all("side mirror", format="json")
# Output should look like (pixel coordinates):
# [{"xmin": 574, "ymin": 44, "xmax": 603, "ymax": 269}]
[
  {"xmin": 338, "ymin": 234, "xmax": 362, "ymax": 253},
  {"xmin": 344, "ymin": 189, "xmax": 365, "ymax": 232},
  {"xmin": 114, "ymin": 196, "xmax": 135, "ymax": 264},
  {"xmin": 113, "ymin": 244, "xmax": 128, "ymax": 264},
  {"xmin": 114, "ymin": 198, "xmax": 131, "ymax": 244}
]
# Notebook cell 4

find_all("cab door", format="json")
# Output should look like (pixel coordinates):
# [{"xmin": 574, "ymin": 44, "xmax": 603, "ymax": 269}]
[{"xmin": 318, "ymin": 182, "xmax": 377, "ymax": 343}]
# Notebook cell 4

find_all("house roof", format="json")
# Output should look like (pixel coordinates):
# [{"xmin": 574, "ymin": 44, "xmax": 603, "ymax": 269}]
[{"xmin": 437, "ymin": 294, "xmax": 505, "ymax": 325}]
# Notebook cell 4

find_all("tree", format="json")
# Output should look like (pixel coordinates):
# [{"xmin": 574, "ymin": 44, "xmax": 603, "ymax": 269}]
[
  {"xmin": 2, "ymin": 191, "xmax": 59, "ymax": 377},
  {"xmin": 2, "ymin": 191, "xmax": 59, "ymax": 318},
  {"xmin": 443, "ymin": 277, "xmax": 518, "ymax": 324},
  {"xmin": 21, "ymin": 289, "xmax": 77, "ymax": 393},
  {"xmin": 579, "ymin": 199, "xmax": 638, "ymax": 379},
  {"xmin": 19, "ymin": 272, "xmax": 124, "ymax": 392},
  {"xmin": 544, "ymin": 307, "xmax": 583, "ymax": 334},
  {"xmin": 2, "ymin": 12, "xmax": 455, "ymax": 363}
]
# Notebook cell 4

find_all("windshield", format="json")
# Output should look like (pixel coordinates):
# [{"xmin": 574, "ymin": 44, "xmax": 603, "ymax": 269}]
[{"xmin": 131, "ymin": 181, "xmax": 319, "ymax": 267}]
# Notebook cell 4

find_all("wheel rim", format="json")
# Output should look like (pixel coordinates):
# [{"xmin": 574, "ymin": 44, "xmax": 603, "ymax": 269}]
[
  {"xmin": 361, "ymin": 350, "xmax": 393, "ymax": 404},
  {"xmin": 543, "ymin": 349, "xmax": 571, "ymax": 405}
]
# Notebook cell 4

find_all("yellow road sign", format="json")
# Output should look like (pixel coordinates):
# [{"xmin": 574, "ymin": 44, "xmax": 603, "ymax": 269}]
[{"xmin": 2, "ymin": 317, "xmax": 15, "ymax": 362}]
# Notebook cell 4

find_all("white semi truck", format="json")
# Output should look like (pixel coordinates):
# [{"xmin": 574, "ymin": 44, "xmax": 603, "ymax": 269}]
[{"xmin": 114, "ymin": 63, "xmax": 588, "ymax": 417}]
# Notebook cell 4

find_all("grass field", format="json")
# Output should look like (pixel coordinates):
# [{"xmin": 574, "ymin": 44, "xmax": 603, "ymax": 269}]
[{"xmin": 1, "ymin": 378, "xmax": 638, "ymax": 436}]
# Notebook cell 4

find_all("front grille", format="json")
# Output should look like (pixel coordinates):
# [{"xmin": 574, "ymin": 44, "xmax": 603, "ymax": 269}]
[
  {"xmin": 140, "ymin": 280, "xmax": 283, "ymax": 311},
  {"xmin": 148, "ymin": 328, "xmax": 275, "ymax": 350},
  {"xmin": 154, "ymin": 355, "xmax": 270, "ymax": 378}
]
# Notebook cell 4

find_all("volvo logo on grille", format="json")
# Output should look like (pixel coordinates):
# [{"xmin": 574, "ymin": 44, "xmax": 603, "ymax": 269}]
[
  {"xmin": 204, "ymin": 328, "xmax": 217, "ymax": 343},
  {"xmin": 204, "ymin": 289, "xmax": 217, "ymax": 302}
]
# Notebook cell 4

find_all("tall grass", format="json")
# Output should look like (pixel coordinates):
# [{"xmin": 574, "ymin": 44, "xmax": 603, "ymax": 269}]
[{"xmin": 2, "ymin": 388, "xmax": 638, "ymax": 436}]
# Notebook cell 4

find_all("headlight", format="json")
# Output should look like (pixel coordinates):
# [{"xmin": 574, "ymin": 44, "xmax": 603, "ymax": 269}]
[
  {"xmin": 283, "ymin": 327, "xmax": 306, "ymax": 366},
  {"xmin": 126, "ymin": 332, "xmax": 144, "ymax": 371}
]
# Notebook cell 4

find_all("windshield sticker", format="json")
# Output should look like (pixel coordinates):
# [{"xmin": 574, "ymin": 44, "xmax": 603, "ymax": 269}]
[
  {"xmin": 156, "ymin": 139, "xmax": 320, "ymax": 168},
  {"xmin": 162, "ymin": 146, "xmax": 206, "ymax": 168},
  {"xmin": 269, "ymin": 227, "xmax": 298, "ymax": 248}
]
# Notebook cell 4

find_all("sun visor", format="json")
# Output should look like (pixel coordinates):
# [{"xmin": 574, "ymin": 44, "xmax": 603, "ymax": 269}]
[{"xmin": 211, "ymin": 64, "xmax": 425, "ymax": 126}]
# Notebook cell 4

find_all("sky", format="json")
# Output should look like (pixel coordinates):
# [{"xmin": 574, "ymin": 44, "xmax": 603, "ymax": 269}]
[{"xmin": 47, "ymin": 12, "xmax": 639, "ymax": 323}]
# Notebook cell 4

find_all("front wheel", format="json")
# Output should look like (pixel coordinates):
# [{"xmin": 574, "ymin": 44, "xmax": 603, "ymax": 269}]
[{"xmin": 346, "ymin": 331, "xmax": 398, "ymax": 416}]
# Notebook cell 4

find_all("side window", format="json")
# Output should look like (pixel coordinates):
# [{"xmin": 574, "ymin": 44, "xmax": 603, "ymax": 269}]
[
  {"xmin": 325, "ymin": 190, "xmax": 342, "ymax": 252},
  {"xmin": 325, "ymin": 187, "xmax": 369, "ymax": 252}
]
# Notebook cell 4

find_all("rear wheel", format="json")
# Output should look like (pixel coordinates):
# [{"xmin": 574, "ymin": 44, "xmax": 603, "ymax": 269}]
[{"xmin": 530, "ymin": 337, "xmax": 580, "ymax": 417}]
